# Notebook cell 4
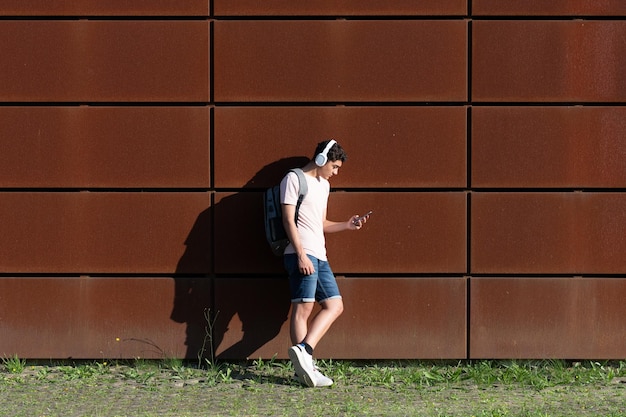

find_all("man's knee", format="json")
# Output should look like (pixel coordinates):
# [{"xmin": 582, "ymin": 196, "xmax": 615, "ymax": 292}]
[
  {"xmin": 292, "ymin": 302, "xmax": 314, "ymax": 320},
  {"xmin": 323, "ymin": 298, "xmax": 344, "ymax": 318}
]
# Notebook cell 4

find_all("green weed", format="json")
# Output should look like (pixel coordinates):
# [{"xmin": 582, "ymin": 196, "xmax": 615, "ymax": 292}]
[{"xmin": 1, "ymin": 355, "xmax": 26, "ymax": 374}]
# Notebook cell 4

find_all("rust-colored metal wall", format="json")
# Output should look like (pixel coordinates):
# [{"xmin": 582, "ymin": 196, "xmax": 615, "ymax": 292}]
[{"xmin": 1, "ymin": 1, "xmax": 625, "ymax": 360}]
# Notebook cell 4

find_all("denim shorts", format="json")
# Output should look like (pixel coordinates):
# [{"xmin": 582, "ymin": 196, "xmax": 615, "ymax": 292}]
[{"xmin": 284, "ymin": 254, "xmax": 342, "ymax": 303}]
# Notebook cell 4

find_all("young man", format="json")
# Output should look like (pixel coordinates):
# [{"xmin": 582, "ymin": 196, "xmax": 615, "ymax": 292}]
[{"xmin": 280, "ymin": 139, "xmax": 369, "ymax": 387}]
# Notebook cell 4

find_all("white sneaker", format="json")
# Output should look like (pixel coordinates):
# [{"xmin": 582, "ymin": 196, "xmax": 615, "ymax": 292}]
[
  {"xmin": 292, "ymin": 365, "xmax": 333, "ymax": 387},
  {"xmin": 288, "ymin": 345, "xmax": 316, "ymax": 387},
  {"xmin": 312, "ymin": 366, "xmax": 333, "ymax": 387}
]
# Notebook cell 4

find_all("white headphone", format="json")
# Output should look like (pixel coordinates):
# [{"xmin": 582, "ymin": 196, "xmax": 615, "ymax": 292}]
[{"xmin": 314, "ymin": 139, "xmax": 337, "ymax": 167}]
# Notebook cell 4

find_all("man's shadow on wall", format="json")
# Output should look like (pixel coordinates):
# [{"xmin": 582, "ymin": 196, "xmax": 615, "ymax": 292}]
[{"xmin": 170, "ymin": 156, "xmax": 308, "ymax": 361}]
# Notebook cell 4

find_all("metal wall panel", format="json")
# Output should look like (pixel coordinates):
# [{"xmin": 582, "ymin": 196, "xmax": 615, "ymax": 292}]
[
  {"xmin": 214, "ymin": 0, "xmax": 467, "ymax": 16},
  {"xmin": 214, "ymin": 107, "xmax": 467, "ymax": 189},
  {"xmin": 473, "ymin": 0, "xmax": 626, "ymax": 16},
  {"xmin": 0, "ymin": 277, "xmax": 189, "ymax": 359},
  {"xmin": 214, "ymin": 192, "xmax": 467, "ymax": 274},
  {"xmin": 215, "ymin": 277, "xmax": 467, "ymax": 360},
  {"xmin": 0, "ymin": 276, "xmax": 467, "ymax": 360},
  {"xmin": 213, "ymin": 192, "xmax": 284, "ymax": 274},
  {"xmin": 214, "ymin": 20, "xmax": 467, "ymax": 102},
  {"xmin": 327, "ymin": 193, "xmax": 467, "ymax": 274},
  {"xmin": 472, "ymin": 193, "xmax": 626, "ymax": 274},
  {"xmin": 472, "ymin": 107, "xmax": 626, "ymax": 188},
  {"xmin": 473, "ymin": 21, "xmax": 626, "ymax": 102},
  {"xmin": 0, "ymin": 1, "xmax": 209, "ymax": 16},
  {"xmin": 470, "ymin": 278, "xmax": 626, "ymax": 359},
  {"xmin": 0, "ymin": 107, "xmax": 210, "ymax": 188},
  {"xmin": 318, "ymin": 277, "xmax": 467, "ymax": 359},
  {"xmin": 0, "ymin": 21, "xmax": 209, "ymax": 102},
  {"xmin": 0, "ymin": 193, "xmax": 212, "ymax": 274},
  {"xmin": 214, "ymin": 278, "xmax": 292, "ymax": 360}
]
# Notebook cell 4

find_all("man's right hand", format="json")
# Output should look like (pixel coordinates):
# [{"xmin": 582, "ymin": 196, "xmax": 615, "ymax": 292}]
[{"xmin": 298, "ymin": 253, "xmax": 315, "ymax": 275}]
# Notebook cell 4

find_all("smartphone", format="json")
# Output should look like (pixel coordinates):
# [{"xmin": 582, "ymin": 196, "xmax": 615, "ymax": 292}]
[{"xmin": 353, "ymin": 210, "xmax": 373, "ymax": 225}]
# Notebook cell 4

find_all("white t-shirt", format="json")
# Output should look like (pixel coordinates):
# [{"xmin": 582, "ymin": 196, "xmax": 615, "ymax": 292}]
[{"xmin": 280, "ymin": 171, "xmax": 329, "ymax": 260}]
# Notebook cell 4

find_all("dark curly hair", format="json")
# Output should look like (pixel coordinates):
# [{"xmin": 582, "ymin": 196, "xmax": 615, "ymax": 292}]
[{"xmin": 312, "ymin": 139, "xmax": 347, "ymax": 163}]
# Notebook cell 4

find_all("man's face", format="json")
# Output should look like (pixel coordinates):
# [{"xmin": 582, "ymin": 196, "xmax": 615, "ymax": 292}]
[{"xmin": 320, "ymin": 160, "xmax": 342, "ymax": 180}]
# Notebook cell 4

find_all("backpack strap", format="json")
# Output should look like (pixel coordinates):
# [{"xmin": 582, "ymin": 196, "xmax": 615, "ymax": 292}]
[{"xmin": 290, "ymin": 168, "xmax": 308, "ymax": 225}]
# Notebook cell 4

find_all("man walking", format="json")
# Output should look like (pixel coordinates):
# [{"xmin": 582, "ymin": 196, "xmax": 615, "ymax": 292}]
[{"xmin": 280, "ymin": 139, "xmax": 369, "ymax": 387}]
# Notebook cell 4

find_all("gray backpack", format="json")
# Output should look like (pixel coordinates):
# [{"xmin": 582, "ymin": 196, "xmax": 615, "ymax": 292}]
[{"xmin": 264, "ymin": 168, "xmax": 308, "ymax": 256}]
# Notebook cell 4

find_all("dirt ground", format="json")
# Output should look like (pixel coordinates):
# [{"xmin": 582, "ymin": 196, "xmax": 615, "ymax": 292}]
[{"xmin": 0, "ymin": 363, "xmax": 625, "ymax": 417}]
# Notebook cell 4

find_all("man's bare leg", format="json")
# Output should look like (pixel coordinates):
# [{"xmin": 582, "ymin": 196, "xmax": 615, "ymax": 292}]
[{"xmin": 290, "ymin": 298, "xmax": 343, "ymax": 348}]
